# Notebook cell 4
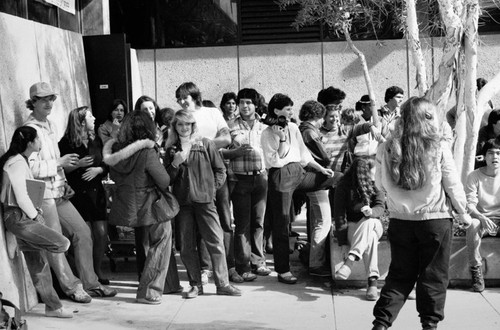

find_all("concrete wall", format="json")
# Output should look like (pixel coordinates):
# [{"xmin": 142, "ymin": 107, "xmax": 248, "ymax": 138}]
[
  {"xmin": 136, "ymin": 35, "xmax": 500, "ymax": 114},
  {"xmin": 0, "ymin": 11, "xmax": 91, "ymax": 309}
]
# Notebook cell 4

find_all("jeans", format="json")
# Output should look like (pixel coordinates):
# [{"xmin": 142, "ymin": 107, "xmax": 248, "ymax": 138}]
[
  {"xmin": 373, "ymin": 218, "xmax": 452, "ymax": 328},
  {"xmin": 466, "ymin": 217, "xmax": 500, "ymax": 268},
  {"xmin": 136, "ymin": 221, "xmax": 172, "ymax": 300},
  {"xmin": 42, "ymin": 198, "xmax": 99, "ymax": 293},
  {"xmin": 306, "ymin": 189, "xmax": 332, "ymax": 269},
  {"xmin": 267, "ymin": 163, "xmax": 342, "ymax": 273},
  {"xmin": 177, "ymin": 202, "xmax": 229, "ymax": 288},
  {"xmin": 4, "ymin": 207, "xmax": 70, "ymax": 310},
  {"xmin": 199, "ymin": 180, "xmax": 235, "ymax": 271},
  {"xmin": 232, "ymin": 173, "xmax": 268, "ymax": 273},
  {"xmin": 347, "ymin": 217, "xmax": 383, "ymax": 278}
]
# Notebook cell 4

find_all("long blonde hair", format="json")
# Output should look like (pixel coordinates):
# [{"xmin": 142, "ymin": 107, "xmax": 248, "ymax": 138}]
[{"xmin": 386, "ymin": 97, "xmax": 441, "ymax": 190}]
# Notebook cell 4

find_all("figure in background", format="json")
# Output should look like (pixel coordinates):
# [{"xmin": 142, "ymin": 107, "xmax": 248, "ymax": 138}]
[
  {"xmin": 103, "ymin": 110, "xmax": 173, "ymax": 304},
  {"xmin": 158, "ymin": 107, "xmax": 176, "ymax": 149},
  {"xmin": 135, "ymin": 95, "xmax": 163, "ymax": 146},
  {"xmin": 475, "ymin": 109, "xmax": 500, "ymax": 168},
  {"xmin": 175, "ymin": 82, "xmax": 235, "ymax": 285},
  {"xmin": 465, "ymin": 138, "xmax": 500, "ymax": 293},
  {"xmin": 333, "ymin": 157, "xmax": 384, "ymax": 301},
  {"xmin": 261, "ymin": 93, "xmax": 341, "ymax": 284},
  {"xmin": 298, "ymin": 100, "xmax": 334, "ymax": 277},
  {"xmin": 1, "ymin": 126, "xmax": 72, "ymax": 318},
  {"xmin": 59, "ymin": 106, "xmax": 109, "ymax": 285},
  {"xmin": 165, "ymin": 110, "xmax": 241, "ymax": 298},
  {"xmin": 98, "ymin": 99, "xmax": 127, "ymax": 145},
  {"xmin": 372, "ymin": 97, "xmax": 471, "ymax": 330},
  {"xmin": 377, "ymin": 86, "xmax": 404, "ymax": 138},
  {"xmin": 356, "ymin": 95, "xmax": 373, "ymax": 124},
  {"xmin": 25, "ymin": 82, "xmax": 116, "ymax": 303},
  {"xmin": 220, "ymin": 92, "xmax": 238, "ymax": 122}
]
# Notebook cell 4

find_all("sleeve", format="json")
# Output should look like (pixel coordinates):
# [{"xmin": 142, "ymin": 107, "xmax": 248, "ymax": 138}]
[
  {"xmin": 295, "ymin": 125, "xmax": 314, "ymax": 167},
  {"xmin": 441, "ymin": 145, "xmax": 468, "ymax": 214},
  {"xmin": 370, "ymin": 188, "xmax": 386, "ymax": 219},
  {"xmin": 207, "ymin": 139, "xmax": 227, "ymax": 191},
  {"xmin": 6, "ymin": 163, "xmax": 38, "ymax": 219},
  {"xmin": 145, "ymin": 149, "xmax": 170, "ymax": 192},
  {"xmin": 213, "ymin": 108, "xmax": 229, "ymax": 136},
  {"xmin": 26, "ymin": 125, "xmax": 59, "ymax": 179},
  {"xmin": 301, "ymin": 128, "xmax": 330, "ymax": 167},
  {"xmin": 333, "ymin": 178, "xmax": 349, "ymax": 246},
  {"xmin": 261, "ymin": 127, "xmax": 285, "ymax": 168},
  {"xmin": 465, "ymin": 171, "xmax": 479, "ymax": 208}
]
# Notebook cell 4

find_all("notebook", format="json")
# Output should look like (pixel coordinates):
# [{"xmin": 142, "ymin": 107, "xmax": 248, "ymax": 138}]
[{"xmin": 6, "ymin": 179, "xmax": 45, "ymax": 209}]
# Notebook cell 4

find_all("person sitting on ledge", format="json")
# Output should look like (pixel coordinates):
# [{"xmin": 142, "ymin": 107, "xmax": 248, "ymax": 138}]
[{"xmin": 465, "ymin": 137, "xmax": 500, "ymax": 292}]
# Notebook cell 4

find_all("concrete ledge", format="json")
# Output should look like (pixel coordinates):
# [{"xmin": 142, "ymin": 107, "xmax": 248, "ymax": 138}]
[{"xmin": 330, "ymin": 234, "xmax": 500, "ymax": 288}]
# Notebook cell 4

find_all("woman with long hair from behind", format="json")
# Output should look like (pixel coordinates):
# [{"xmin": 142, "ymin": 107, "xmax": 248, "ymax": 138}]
[
  {"xmin": 0, "ymin": 126, "xmax": 72, "ymax": 318},
  {"xmin": 59, "ymin": 106, "xmax": 109, "ymax": 284},
  {"xmin": 371, "ymin": 97, "xmax": 472, "ymax": 330}
]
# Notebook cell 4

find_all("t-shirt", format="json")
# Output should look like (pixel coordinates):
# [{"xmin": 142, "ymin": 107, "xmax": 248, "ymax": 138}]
[
  {"xmin": 192, "ymin": 106, "xmax": 228, "ymax": 140},
  {"xmin": 466, "ymin": 169, "xmax": 500, "ymax": 221}
]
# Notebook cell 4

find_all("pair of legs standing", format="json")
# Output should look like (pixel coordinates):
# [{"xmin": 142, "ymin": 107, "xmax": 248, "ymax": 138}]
[{"xmin": 372, "ymin": 218, "xmax": 452, "ymax": 329}]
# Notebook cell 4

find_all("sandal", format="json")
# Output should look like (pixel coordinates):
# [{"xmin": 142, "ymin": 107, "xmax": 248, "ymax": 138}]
[
  {"xmin": 86, "ymin": 285, "xmax": 117, "ymax": 298},
  {"xmin": 136, "ymin": 296, "xmax": 162, "ymax": 305},
  {"xmin": 277, "ymin": 272, "xmax": 297, "ymax": 284}
]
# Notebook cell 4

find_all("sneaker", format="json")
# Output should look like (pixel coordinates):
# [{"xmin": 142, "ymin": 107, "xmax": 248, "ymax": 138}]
[
  {"xmin": 86, "ymin": 284, "xmax": 117, "ymax": 298},
  {"xmin": 241, "ymin": 272, "xmax": 257, "ymax": 282},
  {"xmin": 335, "ymin": 258, "xmax": 354, "ymax": 280},
  {"xmin": 201, "ymin": 269, "xmax": 212, "ymax": 285},
  {"xmin": 182, "ymin": 285, "xmax": 203, "ymax": 299},
  {"xmin": 216, "ymin": 284, "xmax": 242, "ymax": 296},
  {"xmin": 309, "ymin": 266, "xmax": 332, "ymax": 277},
  {"xmin": 253, "ymin": 266, "xmax": 272, "ymax": 276},
  {"xmin": 471, "ymin": 266, "xmax": 485, "ymax": 292},
  {"xmin": 229, "ymin": 268, "xmax": 244, "ymax": 283},
  {"xmin": 45, "ymin": 307, "xmax": 73, "ymax": 318},
  {"xmin": 69, "ymin": 287, "xmax": 92, "ymax": 304}
]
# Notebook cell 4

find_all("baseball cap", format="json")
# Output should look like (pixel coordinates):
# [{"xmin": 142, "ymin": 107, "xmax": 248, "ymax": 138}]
[{"xmin": 30, "ymin": 82, "xmax": 58, "ymax": 99}]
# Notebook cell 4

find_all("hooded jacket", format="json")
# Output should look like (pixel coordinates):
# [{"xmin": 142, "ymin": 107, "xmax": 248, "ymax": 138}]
[{"xmin": 103, "ymin": 139, "xmax": 170, "ymax": 227}]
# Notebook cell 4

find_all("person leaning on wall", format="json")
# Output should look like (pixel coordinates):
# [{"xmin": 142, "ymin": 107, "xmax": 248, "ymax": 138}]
[{"xmin": 24, "ymin": 82, "xmax": 116, "ymax": 303}]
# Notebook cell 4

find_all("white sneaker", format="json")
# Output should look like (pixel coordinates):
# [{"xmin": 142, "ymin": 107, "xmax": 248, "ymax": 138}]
[{"xmin": 45, "ymin": 307, "xmax": 73, "ymax": 318}]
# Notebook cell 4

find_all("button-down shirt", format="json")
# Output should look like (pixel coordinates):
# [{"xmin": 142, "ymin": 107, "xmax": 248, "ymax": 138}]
[{"xmin": 227, "ymin": 115, "xmax": 266, "ymax": 174}]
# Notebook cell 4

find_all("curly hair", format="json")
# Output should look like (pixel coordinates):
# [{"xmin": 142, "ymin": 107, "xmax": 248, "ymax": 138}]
[
  {"xmin": 346, "ymin": 156, "xmax": 376, "ymax": 206},
  {"xmin": 386, "ymin": 97, "xmax": 441, "ymax": 190},
  {"xmin": 317, "ymin": 86, "xmax": 346, "ymax": 106},
  {"xmin": 298, "ymin": 100, "xmax": 326, "ymax": 121}
]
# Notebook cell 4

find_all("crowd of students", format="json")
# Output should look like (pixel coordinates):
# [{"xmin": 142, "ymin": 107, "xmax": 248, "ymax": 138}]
[{"xmin": 1, "ymin": 81, "xmax": 499, "ymax": 330}]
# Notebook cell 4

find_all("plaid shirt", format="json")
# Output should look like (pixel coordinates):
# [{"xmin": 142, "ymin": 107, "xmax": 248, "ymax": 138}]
[{"xmin": 227, "ymin": 115, "xmax": 266, "ymax": 174}]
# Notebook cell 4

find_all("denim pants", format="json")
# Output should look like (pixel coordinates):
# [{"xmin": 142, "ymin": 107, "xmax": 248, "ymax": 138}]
[
  {"xmin": 42, "ymin": 198, "xmax": 99, "ymax": 293},
  {"xmin": 466, "ymin": 217, "xmax": 500, "ymax": 268},
  {"xmin": 267, "ymin": 163, "xmax": 342, "ymax": 274},
  {"xmin": 373, "ymin": 218, "xmax": 452, "ymax": 328},
  {"xmin": 199, "ymin": 179, "xmax": 235, "ymax": 271},
  {"xmin": 347, "ymin": 217, "xmax": 383, "ymax": 278},
  {"xmin": 177, "ymin": 202, "xmax": 229, "ymax": 288},
  {"xmin": 306, "ymin": 189, "xmax": 332, "ymax": 269},
  {"xmin": 136, "ymin": 221, "xmax": 172, "ymax": 300},
  {"xmin": 4, "ymin": 207, "xmax": 70, "ymax": 311},
  {"xmin": 231, "ymin": 173, "xmax": 268, "ymax": 273}
]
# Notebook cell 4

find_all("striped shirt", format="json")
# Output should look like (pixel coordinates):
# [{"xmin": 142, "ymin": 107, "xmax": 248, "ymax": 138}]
[{"xmin": 319, "ymin": 125, "xmax": 348, "ymax": 172}]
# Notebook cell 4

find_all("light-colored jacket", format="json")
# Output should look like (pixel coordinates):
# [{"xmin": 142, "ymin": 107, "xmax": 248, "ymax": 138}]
[
  {"xmin": 25, "ymin": 115, "xmax": 66, "ymax": 199},
  {"xmin": 375, "ymin": 141, "xmax": 467, "ymax": 220}
]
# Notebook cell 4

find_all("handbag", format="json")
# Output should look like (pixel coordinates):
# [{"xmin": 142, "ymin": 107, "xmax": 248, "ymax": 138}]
[
  {"xmin": 150, "ymin": 187, "xmax": 179, "ymax": 222},
  {"xmin": 0, "ymin": 293, "xmax": 28, "ymax": 330}
]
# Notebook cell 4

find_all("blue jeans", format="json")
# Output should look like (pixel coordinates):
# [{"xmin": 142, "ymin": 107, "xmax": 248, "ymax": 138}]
[
  {"xmin": 42, "ymin": 198, "xmax": 99, "ymax": 293},
  {"xmin": 136, "ymin": 221, "xmax": 172, "ymax": 300},
  {"xmin": 177, "ymin": 202, "xmax": 229, "ymax": 288},
  {"xmin": 231, "ymin": 173, "xmax": 268, "ymax": 273},
  {"xmin": 4, "ymin": 207, "xmax": 70, "ymax": 310},
  {"xmin": 373, "ymin": 218, "xmax": 452, "ymax": 328},
  {"xmin": 306, "ymin": 189, "xmax": 332, "ymax": 269}
]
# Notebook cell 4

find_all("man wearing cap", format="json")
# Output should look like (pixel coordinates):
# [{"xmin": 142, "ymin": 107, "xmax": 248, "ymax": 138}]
[{"xmin": 24, "ymin": 82, "xmax": 117, "ymax": 302}]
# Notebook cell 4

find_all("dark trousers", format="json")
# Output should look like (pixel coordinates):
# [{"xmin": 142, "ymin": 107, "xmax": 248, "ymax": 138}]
[
  {"xmin": 267, "ymin": 163, "xmax": 341, "ymax": 274},
  {"xmin": 373, "ymin": 218, "xmax": 453, "ymax": 328},
  {"xmin": 232, "ymin": 173, "xmax": 268, "ymax": 273},
  {"xmin": 199, "ymin": 179, "xmax": 235, "ymax": 271}
]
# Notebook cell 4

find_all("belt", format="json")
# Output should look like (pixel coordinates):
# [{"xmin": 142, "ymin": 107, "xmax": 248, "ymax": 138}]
[{"xmin": 234, "ymin": 169, "xmax": 265, "ymax": 176}]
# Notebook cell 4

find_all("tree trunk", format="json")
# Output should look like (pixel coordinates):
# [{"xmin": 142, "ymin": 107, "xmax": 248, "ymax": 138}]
[
  {"xmin": 342, "ymin": 25, "xmax": 379, "ymax": 127},
  {"xmin": 406, "ymin": 0, "xmax": 428, "ymax": 95},
  {"xmin": 425, "ymin": 0, "xmax": 464, "ymax": 121}
]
